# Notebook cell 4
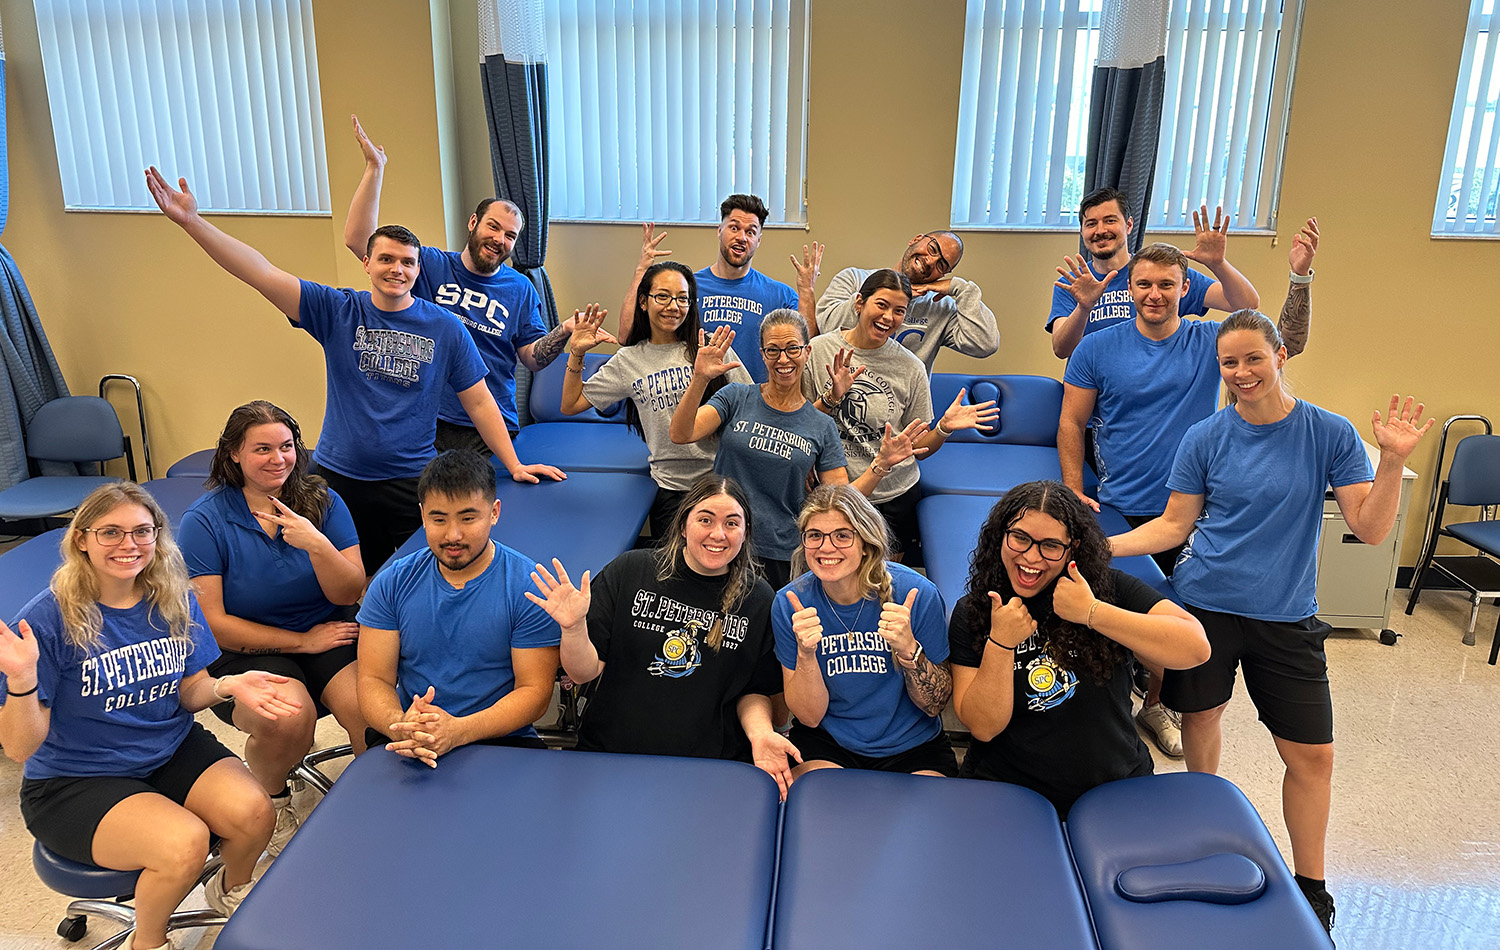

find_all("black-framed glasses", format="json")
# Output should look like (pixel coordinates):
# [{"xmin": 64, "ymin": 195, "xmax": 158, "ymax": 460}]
[
  {"xmin": 81, "ymin": 525, "xmax": 160, "ymax": 546},
  {"xmin": 648, "ymin": 292, "xmax": 691, "ymax": 308},
  {"xmin": 762, "ymin": 344, "xmax": 805, "ymax": 361},
  {"xmin": 1004, "ymin": 529, "xmax": 1070, "ymax": 562},
  {"xmin": 802, "ymin": 528, "xmax": 858, "ymax": 549},
  {"xmin": 924, "ymin": 238, "xmax": 951, "ymax": 273}
]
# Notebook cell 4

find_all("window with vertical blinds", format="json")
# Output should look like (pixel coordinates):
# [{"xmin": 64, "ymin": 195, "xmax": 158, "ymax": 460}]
[
  {"xmin": 952, "ymin": 0, "xmax": 1302, "ymax": 232},
  {"xmin": 544, "ymin": 1, "xmax": 809, "ymax": 225},
  {"xmin": 1434, "ymin": 0, "xmax": 1500, "ymax": 237},
  {"xmin": 33, "ymin": 0, "xmax": 329, "ymax": 214}
]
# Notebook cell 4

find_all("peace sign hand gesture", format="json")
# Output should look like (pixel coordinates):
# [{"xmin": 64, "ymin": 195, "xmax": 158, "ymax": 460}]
[
  {"xmin": 1371, "ymin": 395, "xmax": 1435, "ymax": 462},
  {"xmin": 252, "ymin": 497, "xmax": 327, "ymax": 553},
  {"xmin": 694, "ymin": 326, "xmax": 743, "ymax": 380}
]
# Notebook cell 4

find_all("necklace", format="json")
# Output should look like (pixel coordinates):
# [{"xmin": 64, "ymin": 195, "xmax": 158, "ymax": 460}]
[{"xmin": 819, "ymin": 583, "xmax": 868, "ymax": 635}]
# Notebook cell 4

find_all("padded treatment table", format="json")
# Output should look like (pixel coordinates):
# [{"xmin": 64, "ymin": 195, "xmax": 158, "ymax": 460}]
[
  {"xmin": 918, "ymin": 494, "xmax": 1177, "ymax": 617},
  {"xmin": 380, "ymin": 470, "xmax": 656, "ymax": 578},
  {"xmin": 512, "ymin": 352, "xmax": 651, "ymax": 476},
  {"xmin": 772, "ymin": 768, "xmax": 1097, "ymax": 950},
  {"xmin": 165, "ymin": 449, "xmax": 215, "ymax": 479},
  {"xmin": 213, "ymin": 746, "xmax": 781, "ymax": 950},
  {"xmin": 1067, "ymin": 772, "xmax": 1333, "ymax": 949},
  {"xmin": 140, "ymin": 477, "xmax": 209, "ymax": 531},
  {"xmin": 0, "ymin": 528, "xmax": 65, "ymax": 622}
]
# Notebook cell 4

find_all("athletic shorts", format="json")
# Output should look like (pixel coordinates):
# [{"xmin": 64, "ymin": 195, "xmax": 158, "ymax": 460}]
[
  {"xmin": 1162, "ymin": 605, "xmax": 1334, "ymax": 745},
  {"xmin": 875, "ymin": 482, "xmax": 923, "ymax": 567},
  {"xmin": 209, "ymin": 643, "xmax": 357, "ymax": 724},
  {"xmin": 309, "ymin": 465, "xmax": 420, "ymax": 576},
  {"xmin": 20, "ymin": 722, "xmax": 237, "ymax": 865},
  {"xmin": 647, "ymin": 487, "xmax": 688, "ymax": 542},
  {"xmin": 788, "ymin": 721, "xmax": 959, "ymax": 777}
]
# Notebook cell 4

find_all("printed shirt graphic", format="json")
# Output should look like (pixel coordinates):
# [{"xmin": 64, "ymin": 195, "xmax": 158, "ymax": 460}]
[
  {"xmin": 296, "ymin": 281, "xmax": 487, "ymax": 480},
  {"xmin": 415, "ymin": 248, "xmax": 548, "ymax": 430},
  {"xmin": 2, "ymin": 590, "xmax": 219, "ymax": 779},
  {"xmin": 578, "ymin": 550, "xmax": 778, "ymax": 759},
  {"xmin": 1046, "ymin": 261, "xmax": 1215, "ymax": 335},
  {"xmin": 694, "ymin": 267, "xmax": 797, "ymax": 383},
  {"xmin": 772, "ymin": 563, "xmax": 948, "ymax": 757},
  {"xmin": 706, "ymin": 384, "xmax": 847, "ymax": 559}
]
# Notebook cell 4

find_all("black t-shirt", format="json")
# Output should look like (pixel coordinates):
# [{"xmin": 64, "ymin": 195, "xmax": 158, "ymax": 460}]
[
  {"xmin": 949, "ymin": 569, "xmax": 1163, "ymax": 815},
  {"xmin": 576, "ymin": 549, "xmax": 779, "ymax": 760}
]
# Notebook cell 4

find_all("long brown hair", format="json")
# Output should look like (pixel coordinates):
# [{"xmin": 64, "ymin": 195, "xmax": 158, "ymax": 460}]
[
  {"xmin": 206, "ymin": 400, "xmax": 331, "ymax": 525},
  {"xmin": 654, "ymin": 474, "xmax": 762, "ymax": 650}
]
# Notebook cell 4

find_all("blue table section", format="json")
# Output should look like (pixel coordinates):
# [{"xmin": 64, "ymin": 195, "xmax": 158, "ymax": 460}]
[
  {"xmin": 0, "ymin": 528, "xmax": 65, "ymax": 622},
  {"xmin": 380, "ymin": 471, "xmax": 657, "ymax": 577},
  {"xmin": 140, "ymin": 477, "xmax": 209, "ymax": 531},
  {"xmin": 214, "ymin": 746, "xmax": 781, "ymax": 950}
]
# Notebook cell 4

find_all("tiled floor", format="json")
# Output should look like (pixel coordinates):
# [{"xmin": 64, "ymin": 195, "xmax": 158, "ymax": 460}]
[{"xmin": 0, "ymin": 591, "xmax": 1496, "ymax": 949}]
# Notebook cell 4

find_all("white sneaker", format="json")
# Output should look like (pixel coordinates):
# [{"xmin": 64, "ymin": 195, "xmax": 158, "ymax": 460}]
[
  {"xmin": 132, "ymin": 939, "xmax": 178, "ymax": 950},
  {"xmin": 204, "ymin": 866, "xmax": 254, "ymax": 917},
  {"xmin": 1137, "ymin": 702, "xmax": 1184, "ymax": 758},
  {"xmin": 266, "ymin": 791, "xmax": 301, "ymax": 857}
]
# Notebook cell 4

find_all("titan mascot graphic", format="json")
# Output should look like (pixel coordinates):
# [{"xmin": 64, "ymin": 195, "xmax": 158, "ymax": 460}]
[{"xmin": 647, "ymin": 619, "xmax": 708, "ymax": 678}]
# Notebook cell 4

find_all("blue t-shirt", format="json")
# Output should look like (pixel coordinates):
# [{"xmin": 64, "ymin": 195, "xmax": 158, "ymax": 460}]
[
  {"xmin": 1063, "ymin": 319, "xmax": 1223, "ymax": 516},
  {"xmin": 178, "ymin": 486, "xmax": 361, "ymax": 634},
  {"xmin": 695, "ymin": 268, "xmax": 798, "ymax": 384},
  {"xmin": 1167, "ymin": 401, "xmax": 1374, "ymax": 622},
  {"xmin": 2, "ymin": 590, "xmax": 218, "ymax": 780},
  {"xmin": 706, "ymin": 384, "xmax": 847, "ymax": 560},
  {"xmin": 772, "ymin": 564, "xmax": 948, "ymax": 757},
  {"xmin": 1047, "ymin": 261, "xmax": 1215, "ymax": 335},
  {"xmin": 358, "ymin": 544, "xmax": 560, "ymax": 735},
  {"xmin": 414, "ymin": 247, "xmax": 548, "ymax": 431},
  {"xmin": 296, "ymin": 280, "xmax": 488, "ymax": 480}
]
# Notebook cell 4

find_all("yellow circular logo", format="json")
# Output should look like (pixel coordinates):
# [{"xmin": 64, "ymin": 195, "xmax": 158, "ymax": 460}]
[
  {"xmin": 1028, "ymin": 665, "xmax": 1056, "ymax": 691},
  {"xmin": 663, "ymin": 636, "xmax": 687, "ymax": 661}
]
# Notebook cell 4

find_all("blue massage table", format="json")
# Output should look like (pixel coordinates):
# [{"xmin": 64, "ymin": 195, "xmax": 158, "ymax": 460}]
[
  {"xmin": 0, "ymin": 527, "xmax": 65, "ymax": 622},
  {"xmin": 213, "ymin": 746, "xmax": 782, "ymax": 950},
  {"xmin": 164, "ymin": 449, "xmax": 215, "ymax": 479},
  {"xmin": 512, "ymin": 352, "xmax": 651, "ymax": 476},
  {"xmin": 140, "ymin": 477, "xmax": 208, "ymax": 531},
  {"xmin": 380, "ymin": 470, "xmax": 657, "ymax": 578},
  {"xmin": 918, "ymin": 494, "xmax": 1178, "ymax": 616}
]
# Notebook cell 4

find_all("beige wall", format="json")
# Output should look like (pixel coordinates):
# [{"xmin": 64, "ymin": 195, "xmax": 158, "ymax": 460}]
[{"xmin": 4, "ymin": 0, "xmax": 1495, "ymax": 564}]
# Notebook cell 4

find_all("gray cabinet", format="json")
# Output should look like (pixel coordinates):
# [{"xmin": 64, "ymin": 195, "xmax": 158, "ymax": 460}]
[{"xmin": 1314, "ymin": 445, "xmax": 1416, "ymax": 632}]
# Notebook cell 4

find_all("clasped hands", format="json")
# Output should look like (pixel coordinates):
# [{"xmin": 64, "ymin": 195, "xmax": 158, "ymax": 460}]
[{"xmin": 386, "ymin": 686, "xmax": 466, "ymax": 768}]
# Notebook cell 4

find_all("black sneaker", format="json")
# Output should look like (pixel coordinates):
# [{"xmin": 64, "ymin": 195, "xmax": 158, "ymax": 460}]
[{"xmin": 1303, "ymin": 885, "xmax": 1335, "ymax": 935}]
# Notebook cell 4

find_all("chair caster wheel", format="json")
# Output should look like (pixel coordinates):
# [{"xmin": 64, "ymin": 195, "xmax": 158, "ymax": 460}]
[
  {"xmin": 57, "ymin": 914, "xmax": 86, "ymax": 942},
  {"xmin": 1380, "ymin": 629, "xmax": 1401, "ymax": 646}
]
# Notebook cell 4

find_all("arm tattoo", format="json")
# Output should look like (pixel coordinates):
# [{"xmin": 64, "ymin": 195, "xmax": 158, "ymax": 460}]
[
  {"xmin": 901, "ymin": 655, "xmax": 953, "ymax": 717},
  {"xmin": 530, "ymin": 325, "xmax": 571, "ymax": 370},
  {"xmin": 246, "ymin": 647, "xmax": 284, "ymax": 655},
  {"xmin": 1277, "ymin": 283, "xmax": 1311, "ymax": 359}
]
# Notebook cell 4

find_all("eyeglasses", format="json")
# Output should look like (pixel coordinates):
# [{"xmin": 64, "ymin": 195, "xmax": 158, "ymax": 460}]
[
  {"xmin": 1004, "ymin": 529, "xmax": 1070, "ymax": 562},
  {"xmin": 802, "ymin": 528, "xmax": 858, "ymax": 549},
  {"xmin": 762, "ymin": 344, "xmax": 806, "ymax": 361},
  {"xmin": 923, "ymin": 238, "xmax": 951, "ymax": 273},
  {"xmin": 648, "ymin": 292, "xmax": 692, "ymax": 308},
  {"xmin": 82, "ymin": 525, "xmax": 160, "ymax": 546}
]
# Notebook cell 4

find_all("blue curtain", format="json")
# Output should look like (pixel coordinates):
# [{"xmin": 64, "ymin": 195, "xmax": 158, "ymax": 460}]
[
  {"xmin": 481, "ymin": 54, "xmax": 554, "ymax": 427},
  {"xmin": 0, "ymin": 41, "xmax": 75, "ymax": 491}
]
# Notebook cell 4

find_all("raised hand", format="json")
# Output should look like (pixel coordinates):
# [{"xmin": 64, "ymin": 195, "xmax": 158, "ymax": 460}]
[
  {"xmin": 1370, "ymin": 395, "xmax": 1435, "ymax": 461},
  {"xmin": 1185, "ymin": 204, "xmax": 1230, "ymax": 269},
  {"xmin": 0, "ymin": 619, "xmax": 40, "ymax": 689},
  {"xmin": 785, "ymin": 592, "xmax": 824, "ymax": 656},
  {"xmin": 1054, "ymin": 254, "xmax": 1115, "ymax": 310},
  {"xmin": 876, "ymin": 589, "xmax": 920, "ymax": 657},
  {"xmin": 694, "ymin": 325, "xmax": 743, "ymax": 380},
  {"xmin": 567, "ymin": 303, "xmax": 615, "ymax": 355},
  {"xmin": 252, "ymin": 497, "xmax": 327, "ymax": 553},
  {"xmin": 1289, "ymin": 216, "xmax": 1319, "ymax": 276},
  {"xmin": 750, "ymin": 730, "xmax": 802, "ymax": 801},
  {"xmin": 303, "ymin": 621, "xmax": 359, "ymax": 654},
  {"xmin": 987, "ymin": 592, "xmax": 1037, "ymax": 650},
  {"xmin": 144, "ymin": 167, "xmax": 199, "ymax": 225},
  {"xmin": 525, "ymin": 559, "xmax": 592, "ymax": 629},
  {"xmin": 351, "ymin": 114, "xmax": 386, "ymax": 170},
  {"xmin": 636, "ymin": 223, "xmax": 672, "ymax": 274},
  {"xmin": 1051, "ymin": 561, "xmax": 1097, "ymax": 626},
  {"xmin": 823, "ymin": 347, "xmax": 866, "ymax": 404},
  {"xmin": 790, "ymin": 242, "xmax": 824, "ymax": 293},
  {"xmin": 937, "ymin": 387, "xmax": 999, "ymax": 435},
  {"xmin": 874, "ymin": 419, "xmax": 932, "ymax": 470},
  {"xmin": 225, "ymin": 671, "xmax": 304, "ymax": 722}
]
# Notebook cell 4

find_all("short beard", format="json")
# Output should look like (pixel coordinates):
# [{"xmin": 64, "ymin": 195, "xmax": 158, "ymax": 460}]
[{"xmin": 466, "ymin": 229, "xmax": 506, "ymax": 274}]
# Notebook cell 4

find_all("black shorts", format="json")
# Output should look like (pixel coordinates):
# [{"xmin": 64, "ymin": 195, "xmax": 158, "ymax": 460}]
[
  {"xmin": 647, "ymin": 487, "xmax": 687, "ymax": 541},
  {"xmin": 1123, "ymin": 512, "xmax": 1185, "ymax": 578},
  {"xmin": 759, "ymin": 558, "xmax": 792, "ymax": 592},
  {"xmin": 434, "ymin": 419, "xmax": 507, "ymax": 458},
  {"xmin": 310, "ymin": 465, "xmax": 421, "ymax": 575},
  {"xmin": 364, "ymin": 728, "xmax": 548, "ymax": 751},
  {"xmin": 1162, "ymin": 605, "xmax": 1334, "ymax": 745},
  {"xmin": 20, "ymin": 722, "xmax": 237, "ymax": 866},
  {"xmin": 208, "ymin": 643, "xmax": 358, "ymax": 724},
  {"xmin": 788, "ymin": 721, "xmax": 958, "ymax": 777},
  {"xmin": 875, "ymin": 482, "xmax": 923, "ymax": 567}
]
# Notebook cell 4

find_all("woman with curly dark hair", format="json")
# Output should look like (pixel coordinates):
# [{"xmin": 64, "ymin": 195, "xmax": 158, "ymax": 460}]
[{"xmin": 949, "ymin": 481, "xmax": 1208, "ymax": 816}]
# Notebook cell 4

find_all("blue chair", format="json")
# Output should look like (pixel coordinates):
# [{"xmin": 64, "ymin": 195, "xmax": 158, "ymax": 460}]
[
  {"xmin": 33, "ymin": 841, "xmax": 223, "ymax": 948},
  {"xmin": 0, "ymin": 397, "xmax": 135, "ymax": 521},
  {"xmin": 165, "ymin": 449, "xmax": 216, "ymax": 479},
  {"xmin": 1405, "ymin": 416, "xmax": 1500, "ymax": 664},
  {"xmin": 511, "ymin": 353, "xmax": 651, "ymax": 476}
]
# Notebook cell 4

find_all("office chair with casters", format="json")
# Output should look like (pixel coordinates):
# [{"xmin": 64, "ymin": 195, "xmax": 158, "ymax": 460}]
[
  {"xmin": 0, "ymin": 396, "xmax": 134, "ymax": 521},
  {"xmin": 1405, "ymin": 415, "xmax": 1500, "ymax": 663},
  {"xmin": 33, "ymin": 841, "xmax": 224, "ymax": 949}
]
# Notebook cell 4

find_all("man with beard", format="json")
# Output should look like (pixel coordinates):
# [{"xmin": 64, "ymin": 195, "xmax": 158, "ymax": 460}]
[
  {"xmin": 1047, "ymin": 188, "xmax": 1260, "ymax": 359},
  {"xmin": 357, "ymin": 451, "xmax": 561, "ymax": 766},
  {"xmin": 344, "ymin": 116, "xmax": 577, "ymax": 454},
  {"xmin": 815, "ymin": 230, "xmax": 999, "ymax": 373},
  {"xmin": 619, "ymin": 194, "xmax": 820, "ymax": 384}
]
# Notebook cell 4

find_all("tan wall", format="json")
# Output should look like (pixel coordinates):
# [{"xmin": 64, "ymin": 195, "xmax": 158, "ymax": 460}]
[{"xmin": 5, "ymin": 0, "xmax": 1495, "ymax": 564}]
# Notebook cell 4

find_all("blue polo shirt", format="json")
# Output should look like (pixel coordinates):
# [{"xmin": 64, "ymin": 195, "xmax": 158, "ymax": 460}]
[
  {"xmin": 414, "ymin": 247, "xmax": 548, "ymax": 431},
  {"xmin": 178, "ymin": 486, "xmax": 361, "ymax": 634},
  {"xmin": 695, "ymin": 268, "xmax": 798, "ymax": 383}
]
